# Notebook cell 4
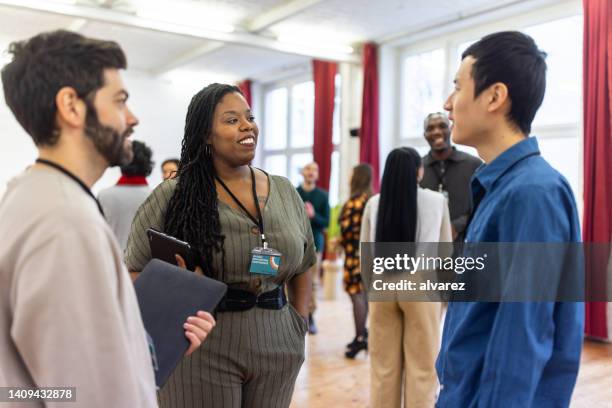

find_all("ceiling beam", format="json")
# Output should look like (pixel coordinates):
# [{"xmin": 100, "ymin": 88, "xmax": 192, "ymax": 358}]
[
  {"xmin": 154, "ymin": 0, "xmax": 328, "ymax": 75},
  {"xmin": 244, "ymin": 0, "xmax": 326, "ymax": 32},
  {"xmin": 151, "ymin": 41, "xmax": 225, "ymax": 75},
  {"xmin": 0, "ymin": 0, "xmax": 359, "ymax": 63},
  {"xmin": 377, "ymin": 0, "xmax": 561, "ymax": 46}
]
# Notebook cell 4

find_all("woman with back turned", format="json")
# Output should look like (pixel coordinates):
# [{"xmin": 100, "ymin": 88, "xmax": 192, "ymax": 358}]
[
  {"xmin": 361, "ymin": 147, "xmax": 451, "ymax": 408},
  {"xmin": 125, "ymin": 83, "xmax": 315, "ymax": 408}
]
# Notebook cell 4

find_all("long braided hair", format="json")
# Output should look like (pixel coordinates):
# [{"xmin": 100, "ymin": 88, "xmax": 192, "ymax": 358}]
[{"xmin": 164, "ymin": 83, "xmax": 242, "ymax": 279}]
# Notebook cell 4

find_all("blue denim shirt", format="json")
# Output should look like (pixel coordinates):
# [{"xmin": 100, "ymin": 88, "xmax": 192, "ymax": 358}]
[{"xmin": 436, "ymin": 137, "xmax": 584, "ymax": 408}]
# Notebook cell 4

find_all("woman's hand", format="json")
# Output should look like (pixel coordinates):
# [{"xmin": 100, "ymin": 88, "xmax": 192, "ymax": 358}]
[
  {"xmin": 175, "ymin": 253, "xmax": 213, "ymax": 355},
  {"xmin": 175, "ymin": 254, "xmax": 204, "ymax": 275},
  {"xmin": 183, "ymin": 311, "xmax": 216, "ymax": 356}
]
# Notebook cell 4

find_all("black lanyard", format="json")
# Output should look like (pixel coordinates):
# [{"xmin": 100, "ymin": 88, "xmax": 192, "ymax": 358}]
[
  {"xmin": 35, "ymin": 158, "xmax": 105, "ymax": 217},
  {"xmin": 215, "ymin": 167, "xmax": 267, "ymax": 248},
  {"xmin": 434, "ymin": 160, "xmax": 447, "ymax": 192}
]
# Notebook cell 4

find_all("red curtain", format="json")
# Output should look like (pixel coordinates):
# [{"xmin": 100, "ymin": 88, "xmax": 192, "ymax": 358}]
[
  {"xmin": 312, "ymin": 60, "xmax": 337, "ymax": 191},
  {"xmin": 360, "ymin": 43, "xmax": 380, "ymax": 192},
  {"xmin": 237, "ymin": 79, "xmax": 252, "ymax": 107},
  {"xmin": 583, "ymin": 0, "xmax": 612, "ymax": 340}
]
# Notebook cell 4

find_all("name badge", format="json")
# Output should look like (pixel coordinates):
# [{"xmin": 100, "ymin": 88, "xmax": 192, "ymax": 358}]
[{"xmin": 249, "ymin": 247, "xmax": 282, "ymax": 276}]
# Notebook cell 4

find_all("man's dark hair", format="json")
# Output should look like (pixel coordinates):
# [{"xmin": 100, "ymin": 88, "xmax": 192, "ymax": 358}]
[
  {"xmin": 164, "ymin": 83, "xmax": 243, "ymax": 279},
  {"xmin": 161, "ymin": 158, "xmax": 180, "ymax": 168},
  {"xmin": 462, "ymin": 31, "xmax": 547, "ymax": 135},
  {"xmin": 1, "ymin": 30, "xmax": 126, "ymax": 146},
  {"xmin": 121, "ymin": 140, "xmax": 153, "ymax": 177}
]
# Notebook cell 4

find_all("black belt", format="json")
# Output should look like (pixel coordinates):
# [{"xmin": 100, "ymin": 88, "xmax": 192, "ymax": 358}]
[{"xmin": 217, "ymin": 285, "xmax": 286, "ymax": 312}]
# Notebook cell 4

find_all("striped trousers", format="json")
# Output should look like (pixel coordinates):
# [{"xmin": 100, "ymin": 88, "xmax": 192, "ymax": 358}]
[{"xmin": 159, "ymin": 304, "xmax": 307, "ymax": 408}]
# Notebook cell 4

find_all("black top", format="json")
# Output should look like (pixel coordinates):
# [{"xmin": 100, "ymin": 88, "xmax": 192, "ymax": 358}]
[{"xmin": 420, "ymin": 147, "xmax": 481, "ymax": 241}]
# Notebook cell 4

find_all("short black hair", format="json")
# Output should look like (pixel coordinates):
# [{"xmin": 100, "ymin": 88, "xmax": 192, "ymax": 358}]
[
  {"xmin": 1, "ymin": 30, "xmax": 126, "ymax": 146},
  {"xmin": 462, "ymin": 31, "xmax": 547, "ymax": 135},
  {"xmin": 161, "ymin": 158, "xmax": 180, "ymax": 168},
  {"xmin": 121, "ymin": 140, "xmax": 153, "ymax": 177}
]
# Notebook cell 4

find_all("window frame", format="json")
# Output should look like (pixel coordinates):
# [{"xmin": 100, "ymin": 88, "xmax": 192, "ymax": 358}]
[{"xmin": 260, "ymin": 72, "xmax": 342, "ymax": 205}]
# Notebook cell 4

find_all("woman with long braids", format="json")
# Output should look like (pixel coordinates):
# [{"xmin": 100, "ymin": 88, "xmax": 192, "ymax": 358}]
[
  {"xmin": 360, "ymin": 147, "xmax": 452, "ymax": 408},
  {"xmin": 125, "ymin": 83, "xmax": 315, "ymax": 407}
]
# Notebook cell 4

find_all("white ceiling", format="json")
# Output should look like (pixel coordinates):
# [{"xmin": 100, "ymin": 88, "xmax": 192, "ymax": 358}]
[
  {"xmin": 80, "ymin": 21, "xmax": 208, "ymax": 71},
  {"xmin": 268, "ymin": 0, "xmax": 519, "ymax": 43},
  {"xmin": 0, "ymin": 0, "xmax": 552, "ymax": 83}
]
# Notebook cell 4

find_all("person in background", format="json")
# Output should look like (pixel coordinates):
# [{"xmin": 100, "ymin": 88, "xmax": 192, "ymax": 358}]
[
  {"xmin": 98, "ymin": 140, "xmax": 153, "ymax": 250},
  {"xmin": 125, "ymin": 83, "xmax": 315, "ymax": 408},
  {"xmin": 297, "ymin": 161, "xmax": 330, "ymax": 334},
  {"xmin": 338, "ymin": 163, "xmax": 373, "ymax": 358},
  {"xmin": 0, "ymin": 30, "xmax": 214, "ymax": 407},
  {"xmin": 420, "ymin": 112, "xmax": 481, "ymax": 241},
  {"xmin": 436, "ymin": 31, "xmax": 583, "ymax": 407},
  {"xmin": 361, "ymin": 147, "xmax": 451, "ymax": 408},
  {"xmin": 161, "ymin": 157, "xmax": 179, "ymax": 180}
]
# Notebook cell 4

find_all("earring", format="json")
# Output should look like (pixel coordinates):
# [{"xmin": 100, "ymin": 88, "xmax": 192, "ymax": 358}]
[{"xmin": 204, "ymin": 144, "xmax": 212, "ymax": 158}]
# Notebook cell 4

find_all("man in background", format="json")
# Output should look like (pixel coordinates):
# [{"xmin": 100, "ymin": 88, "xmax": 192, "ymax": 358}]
[
  {"xmin": 161, "ymin": 157, "xmax": 179, "ymax": 180},
  {"xmin": 98, "ymin": 140, "xmax": 153, "ymax": 250},
  {"xmin": 297, "ymin": 161, "xmax": 330, "ymax": 334},
  {"xmin": 0, "ymin": 30, "xmax": 214, "ymax": 406},
  {"xmin": 420, "ymin": 112, "xmax": 481, "ymax": 241}
]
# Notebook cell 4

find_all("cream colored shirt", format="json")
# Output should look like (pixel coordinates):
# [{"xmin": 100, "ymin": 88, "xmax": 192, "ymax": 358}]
[
  {"xmin": 361, "ymin": 187, "xmax": 452, "ymax": 243},
  {"xmin": 0, "ymin": 168, "xmax": 157, "ymax": 407}
]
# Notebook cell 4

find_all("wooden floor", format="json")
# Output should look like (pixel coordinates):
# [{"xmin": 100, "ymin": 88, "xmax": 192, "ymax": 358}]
[{"xmin": 290, "ymin": 287, "xmax": 612, "ymax": 407}]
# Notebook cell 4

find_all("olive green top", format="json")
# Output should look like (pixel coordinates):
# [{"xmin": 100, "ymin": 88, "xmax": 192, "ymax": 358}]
[{"xmin": 125, "ymin": 173, "xmax": 316, "ymax": 294}]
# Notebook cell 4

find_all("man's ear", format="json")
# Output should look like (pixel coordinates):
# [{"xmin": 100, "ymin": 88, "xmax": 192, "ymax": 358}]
[
  {"xmin": 55, "ymin": 87, "xmax": 86, "ymax": 129},
  {"xmin": 486, "ymin": 82, "xmax": 510, "ymax": 114}
]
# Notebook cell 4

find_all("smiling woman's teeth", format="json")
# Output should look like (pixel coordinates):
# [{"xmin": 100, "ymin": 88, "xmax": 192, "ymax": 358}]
[{"xmin": 240, "ymin": 137, "xmax": 254, "ymax": 145}]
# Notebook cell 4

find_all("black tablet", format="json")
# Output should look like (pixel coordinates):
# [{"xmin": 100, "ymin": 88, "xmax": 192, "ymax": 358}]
[
  {"xmin": 146, "ymin": 228, "xmax": 196, "ymax": 271},
  {"xmin": 134, "ymin": 259, "xmax": 227, "ymax": 387}
]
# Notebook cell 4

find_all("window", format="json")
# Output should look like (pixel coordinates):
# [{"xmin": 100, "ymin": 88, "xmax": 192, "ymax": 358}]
[
  {"xmin": 524, "ymin": 15, "xmax": 583, "ymax": 199},
  {"xmin": 453, "ymin": 39, "xmax": 477, "ymax": 75},
  {"xmin": 525, "ymin": 15, "xmax": 583, "ymax": 127},
  {"xmin": 263, "ymin": 87, "xmax": 288, "ymax": 150},
  {"xmin": 261, "ymin": 74, "xmax": 342, "ymax": 206},
  {"xmin": 263, "ymin": 155, "xmax": 287, "ymax": 178},
  {"xmin": 396, "ymin": 10, "xmax": 583, "ymax": 204},
  {"xmin": 290, "ymin": 81, "xmax": 314, "ymax": 148},
  {"xmin": 401, "ymin": 48, "xmax": 446, "ymax": 138},
  {"xmin": 289, "ymin": 152, "xmax": 313, "ymax": 186}
]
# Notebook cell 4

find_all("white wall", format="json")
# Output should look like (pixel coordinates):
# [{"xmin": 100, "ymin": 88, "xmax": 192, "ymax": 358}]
[{"xmin": 0, "ymin": 69, "xmax": 205, "ymax": 197}]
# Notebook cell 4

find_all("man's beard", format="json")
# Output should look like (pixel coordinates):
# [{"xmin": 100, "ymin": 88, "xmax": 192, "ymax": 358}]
[{"xmin": 84, "ymin": 103, "xmax": 134, "ymax": 167}]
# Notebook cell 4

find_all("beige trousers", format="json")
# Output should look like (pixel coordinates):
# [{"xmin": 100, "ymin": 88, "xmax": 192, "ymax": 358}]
[
  {"xmin": 308, "ymin": 252, "xmax": 323, "ymax": 314},
  {"xmin": 369, "ymin": 301, "xmax": 441, "ymax": 408}
]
